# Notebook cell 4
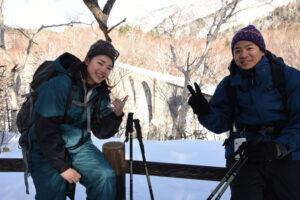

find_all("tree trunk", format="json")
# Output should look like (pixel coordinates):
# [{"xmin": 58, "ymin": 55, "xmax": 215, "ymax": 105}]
[
  {"xmin": 168, "ymin": 94, "xmax": 181, "ymax": 139},
  {"xmin": 176, "ymin": 104, "xmax": 189, "ymax": 139},
  {"xmin": 83, "ymin": 0, "xmax": 111, "ymax": 41},
  {"xmin": 9, "ymin": 70, "xmax": 19, "ymax": 132},
  {"xmin": 142, "ymin": 81, "xmax": 152, "ymax": 125},
  {"xmin": 5, "ymin": 97, "xmax": 10, "ymax": 131},
  {"xmin": 0, "ymin": 0, "xmax": 5, "ymax": 50},
  {"xmin": 171, "ymin": 117, "xmax": 178, "ymax": 139},
  {"xmin": 175, "ymin": 72, "xmax": 191, "ymax": 139}
]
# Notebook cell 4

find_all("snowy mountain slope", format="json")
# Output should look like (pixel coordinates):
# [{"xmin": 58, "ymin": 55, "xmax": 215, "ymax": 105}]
[
  {"xmin": 128, "ymin": 0, "xmax": 219, "ymax": 33},
  {"xmin": 127, "ymin": 0, "xmax": 294, "ymax": 38}
]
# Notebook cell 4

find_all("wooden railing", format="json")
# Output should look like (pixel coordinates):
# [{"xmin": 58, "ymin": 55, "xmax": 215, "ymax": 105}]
[{"xmin": 0, "ymin": 141, "xmax": 227, "ymax": 200}]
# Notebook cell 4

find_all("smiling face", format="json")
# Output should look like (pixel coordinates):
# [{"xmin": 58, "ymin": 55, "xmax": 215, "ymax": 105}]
[
  {"xmin": 85, "ymin": 54, "xmax": 113, "ymax": 85},
  {"xmin": 233, "ymin": 40, "xmax": 265, "ymax": 70}
]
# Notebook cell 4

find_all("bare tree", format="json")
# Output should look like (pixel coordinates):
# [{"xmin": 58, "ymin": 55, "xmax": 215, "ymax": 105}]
[
  {"xmin": 16, "ymin": 21, "xmax": 88, "ymax": 71},
  {"xmin": 0, "ymin": 0, "xmax": 18, "ymax": 132},
  {"xmin": 83, "ymin": 0, "xmax": 126, "ymax": 42},
  {"xmin": 0, "ymin": 0, "xmax": 89, "ymax": 132}
]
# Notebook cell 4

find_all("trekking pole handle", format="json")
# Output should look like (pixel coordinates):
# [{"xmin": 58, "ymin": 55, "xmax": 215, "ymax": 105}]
[
  {"xmin": 127, "ymin": 113, "xmax": 134, "ymax": 133},
  {"xmin": 125, "ymin": 112, "xmax": 134, "ymax": 142}
]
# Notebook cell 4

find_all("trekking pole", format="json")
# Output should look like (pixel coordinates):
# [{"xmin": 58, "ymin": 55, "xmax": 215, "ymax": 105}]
[
  {"xmin": 214, "ymin": 156, "xmax": 248, "ymax": 200},
  {"xmin": 207, "ymin": 130, "xmax": 266, "ymax": 200},
  {"xmin": 124, "ymin": 113, "xmax": 134, "ymax": 200},
  {"xmin": 206, "ymin": 153, "xmax": 247, "ymax": 200},
  {"xmin": 133, "ymin": 119, "xmax": 155, "ymax": 200}
]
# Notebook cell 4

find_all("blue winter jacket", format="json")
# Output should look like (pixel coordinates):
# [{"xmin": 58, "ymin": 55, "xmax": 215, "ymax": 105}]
[
  {"xmin": 198, "ymin": 53, "xmax": 300, "ymax": 161},
  {"xmin": 29, "ymin": 53, "xmax": 123, "ymax": 173}
]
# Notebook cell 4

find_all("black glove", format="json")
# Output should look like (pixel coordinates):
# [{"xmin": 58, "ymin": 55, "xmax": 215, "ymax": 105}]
[
  {"xmin": 244, "ymin": 142, "xmax": 278, "ymax": 163},
  {"xmin": 187, "ymin": 82, "xmax": 210, "ymax": 116}
]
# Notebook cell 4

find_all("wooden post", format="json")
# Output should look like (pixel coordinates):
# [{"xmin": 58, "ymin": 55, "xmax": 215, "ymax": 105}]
[{"xmin": 102, "ymin": 141, "xmax": 126, "ymax": 200}]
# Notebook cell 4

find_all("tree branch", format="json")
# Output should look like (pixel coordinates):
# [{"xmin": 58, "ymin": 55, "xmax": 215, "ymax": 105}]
[
  {"xmin": 83, "ymin": 0, "xmax": 124, "ymax": 42},
  {"xmin": 103, "ymin": 0, "xmax": 116, "ymax": 15},
  {"xmin": 13, "ymin": 21, "xmax": 88, "ymax": 71},
  {"xmin": 83, "ymin": 0, "xmax": 110, "ymax": 41},
  {"xmin": 107, "ymin": 18, "xmax": 126, "ymax": 33}
]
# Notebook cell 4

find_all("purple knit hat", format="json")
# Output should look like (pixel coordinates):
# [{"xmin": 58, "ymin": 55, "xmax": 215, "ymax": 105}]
[{"xmin": 231, "ymin": 25, "xmax": 266, "ymax": 54}]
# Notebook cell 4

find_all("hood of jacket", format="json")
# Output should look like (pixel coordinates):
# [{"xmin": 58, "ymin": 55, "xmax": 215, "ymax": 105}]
[{"xmin": 53, "ymin": 52, "xmax": 82, "ymax": 75}]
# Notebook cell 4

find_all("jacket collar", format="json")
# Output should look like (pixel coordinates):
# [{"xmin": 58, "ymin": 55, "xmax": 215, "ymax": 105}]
[
  {"xmin": 80, "ymin": 71, "xmax": 110, "ymax": 97},
  {"xmin": 230, "ymin": 56, "xmax": 270, "ymax": 87}
]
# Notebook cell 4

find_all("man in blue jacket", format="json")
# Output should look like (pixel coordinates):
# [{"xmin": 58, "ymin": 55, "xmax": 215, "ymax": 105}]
[{"xmin": 188, "ymin": 25, "xmax": 300, "ymax": 200}]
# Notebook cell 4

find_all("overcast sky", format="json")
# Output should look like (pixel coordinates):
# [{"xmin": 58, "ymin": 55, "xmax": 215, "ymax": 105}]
[{"xmin": 2, "ymin": 0, "xmax": 202, "ymax": 28}]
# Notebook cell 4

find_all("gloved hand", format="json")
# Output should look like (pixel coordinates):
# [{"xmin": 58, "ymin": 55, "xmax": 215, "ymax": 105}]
[
  {"xmin": 187, "ymin": 82, "xmax": 210, "ymax": 116},
  {"xmin": 244, "ymin": 142, "xmax": 278, "ymax": 163}
]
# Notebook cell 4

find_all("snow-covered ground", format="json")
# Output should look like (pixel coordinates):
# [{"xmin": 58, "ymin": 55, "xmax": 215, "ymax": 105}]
[{"xmin": 0, "ymin": 135, "xmax": 231, "ymax": 200}]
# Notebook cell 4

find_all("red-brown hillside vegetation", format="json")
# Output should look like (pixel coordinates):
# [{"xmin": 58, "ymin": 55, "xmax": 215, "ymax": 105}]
[{"xmin": 2, "ymin": 22, "xmax": 300, "ymax": 86}]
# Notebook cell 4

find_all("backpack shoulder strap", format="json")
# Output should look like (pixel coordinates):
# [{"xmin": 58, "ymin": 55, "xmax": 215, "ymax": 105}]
[
  {"xmin": 268, "ymin": 53, "xmax": 289, "ymax": 117},
  {"xmin": 64, "ymin": 75, "xmax": 77, "ymax": 110},
  {"xmin": 226, "ymin": 76, "xmax": 236, "ymax": 134},
  {"xmin": 227, "ymin": 60, "xmax": 241, "ymax": 134},
  {"xmin": 223, "ymin": 76, "xmax": 237, "ymax": 146},
  {"xmin": 62, "ymin": 74, "xmax": 78, "ymax": 124},
  {"xmin": 270, "ymin": 62, "xmax": 287, "ymax": 102}
]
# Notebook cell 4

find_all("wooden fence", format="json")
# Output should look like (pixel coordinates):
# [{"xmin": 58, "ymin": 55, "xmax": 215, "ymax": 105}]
[{"xmin": 0, "ymin": 141, "xmax": 227, "ymax": 200}]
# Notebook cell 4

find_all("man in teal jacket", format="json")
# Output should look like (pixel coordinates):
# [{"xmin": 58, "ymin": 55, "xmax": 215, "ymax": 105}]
[
  {"xmin": 188, "ymin": 25, "xmax": 300, "ymax": 199},
  {"xmin": 29, "ymin": 40, "xmax": 127, "ymax": 200}
]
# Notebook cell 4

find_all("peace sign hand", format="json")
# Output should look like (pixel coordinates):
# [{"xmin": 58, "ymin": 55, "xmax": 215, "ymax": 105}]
[{"xmin": 187, "ymin": 82, "xmax": 210, "ymax": 116}]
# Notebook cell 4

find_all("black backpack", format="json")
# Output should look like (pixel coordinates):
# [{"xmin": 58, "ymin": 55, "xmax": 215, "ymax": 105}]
[
  {"xmin": 16, "ymin": 56, "xmax": 79, "ymax": 194},
  {"xmin": 227, "ymin": 50, "xmax": 288, "ymax": 135}
]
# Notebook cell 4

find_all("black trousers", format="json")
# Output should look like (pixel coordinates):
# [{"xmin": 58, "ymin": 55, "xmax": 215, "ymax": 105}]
[{"xmin": 226, "ymin": 157, "xmax": 300, "ymax": 200}]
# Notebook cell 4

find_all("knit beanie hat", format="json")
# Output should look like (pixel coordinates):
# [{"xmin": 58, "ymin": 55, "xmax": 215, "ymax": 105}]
[
  {"xmin": 231, "ymin": 25, "xmax": 266, "ymax": 54},
  {"xmin": 86, "ymin": 40, "xmax": 119, "ymax": 65}
]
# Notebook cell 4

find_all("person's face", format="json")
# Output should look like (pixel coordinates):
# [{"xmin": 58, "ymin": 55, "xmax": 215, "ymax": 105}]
[
  {"xmin": 233, "ymin": 40, "xmax": 265, "ymax": 70},
  {"xmin": 85, "ymin": 54, "xmax": 113, "ymax": 85}
]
